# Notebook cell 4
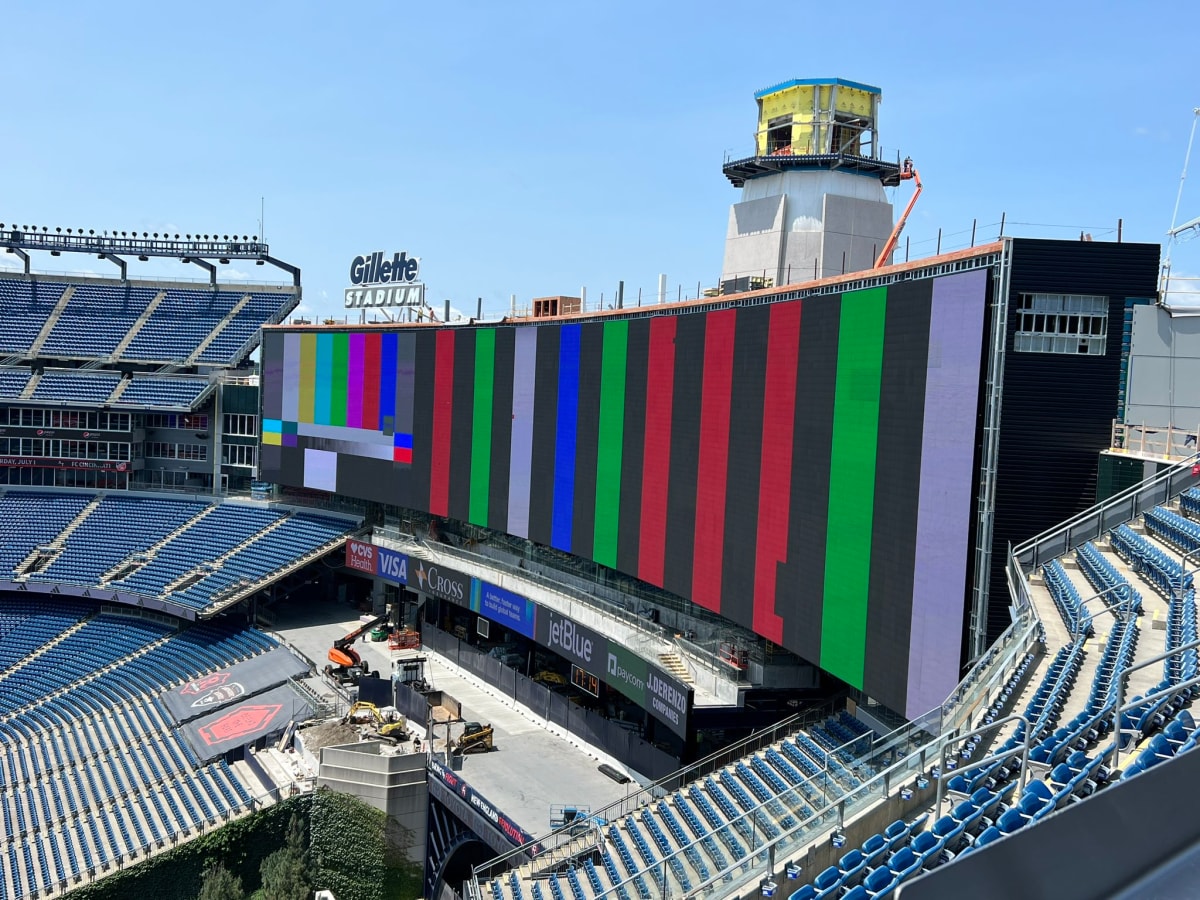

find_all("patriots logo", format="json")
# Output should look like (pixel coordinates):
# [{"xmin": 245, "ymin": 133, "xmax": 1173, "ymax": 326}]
[{"xmin": 180, "ymin": 671, "xmax": 231, "ymax": 697}]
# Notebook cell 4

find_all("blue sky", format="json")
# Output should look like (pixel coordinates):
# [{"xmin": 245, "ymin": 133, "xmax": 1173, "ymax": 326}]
[{"xmin": 3, "ymin": 0, "xmax": 1197, "ymax": 320}]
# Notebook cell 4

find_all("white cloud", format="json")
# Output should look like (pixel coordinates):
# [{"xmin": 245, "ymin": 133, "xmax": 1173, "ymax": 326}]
[{"xmin": 221, "ymin": 268, "xmax": 251, "ymax": 281}]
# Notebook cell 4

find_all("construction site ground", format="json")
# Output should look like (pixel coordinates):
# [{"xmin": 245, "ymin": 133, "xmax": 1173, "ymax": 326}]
[{"xmin": 269, "ymin": 600, "xmax": 635, "ymax": 840}]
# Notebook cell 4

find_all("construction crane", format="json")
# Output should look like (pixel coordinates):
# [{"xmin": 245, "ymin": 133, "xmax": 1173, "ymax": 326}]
[
  {"xmin": 874, "ymin": 158, "xmax": 922, "ymax": 269},
  {"xmin": 325, "ymin": 608, "xmax": 392, "ymax": 685}
]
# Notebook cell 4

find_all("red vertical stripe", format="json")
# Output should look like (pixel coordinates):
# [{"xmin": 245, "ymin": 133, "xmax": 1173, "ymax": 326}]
[
  {"xmin": 691, "ymin": 308, "xmax": 737, "ymax": 612},
  {"xmin": 430, "ymin": 330, "xmax": 455, "ymax": 516},
  {"xmin": 753, "ymin": 301, "xmax": 802, "ymax": 642},
  {"xmin": 638, "ymin": 316, "xmax": 677, "ymax": 586},
  {"xmin": 362, "ymin": 332, "xmax": 382, "ymax": 431}
]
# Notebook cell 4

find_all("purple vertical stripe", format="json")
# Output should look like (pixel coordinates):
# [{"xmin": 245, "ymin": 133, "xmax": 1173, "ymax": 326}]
[
  {"xmin": 281, "ymin": 332, "xmax": 300, "ymax": 422},
  {"xmin": 346, "ymin": 333, "xmax": 366, "ymax": 428},
  {"xmin": 507, "ymin": 327, "xmax": 537, "ymax": 538},
  {"xmin": 907, "ymin": 268, "xmax": 988, "ymax": 717}
]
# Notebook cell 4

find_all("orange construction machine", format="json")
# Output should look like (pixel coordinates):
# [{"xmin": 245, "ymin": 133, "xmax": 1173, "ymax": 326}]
[{"xmin": 325, "ymin": 608, "xmax": 392, "ymax": 685}]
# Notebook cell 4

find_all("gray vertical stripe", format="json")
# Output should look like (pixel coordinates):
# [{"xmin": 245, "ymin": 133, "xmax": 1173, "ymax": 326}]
[
  {"xmin": 281, "ymin": 332, "xmax": 300, "ymax": 421},
  {"xmin": 508, "ymin": 327, "xmax": 537, "ymax": 538},
  {"xmin": 396, "ymin": 333, "xmax": 416, "ymax": 435}
]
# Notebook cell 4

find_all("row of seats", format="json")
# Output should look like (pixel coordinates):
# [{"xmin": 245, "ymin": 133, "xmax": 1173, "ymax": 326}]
[
  {"xmin": 115, "ymin": 376, "xmax": 209, "ymax": 409},
  {"xmin": 1041, "ymin": 561, "xmax": 1093, "ymax": 636},
  {"xmin": 1110, "ymin": 523, "xmax": 1190, "ymax": 598},
  {"xmin": 1144, "ymin": 507, "xmax": 1200, "ymax": 559},
  {"xmin": 1075, "ymin": 542, "xmax": 1142, "ymax": 615},
  {"xmin": 1181, "ymin": 488, "xmax": 1200, "ymax": 520}
]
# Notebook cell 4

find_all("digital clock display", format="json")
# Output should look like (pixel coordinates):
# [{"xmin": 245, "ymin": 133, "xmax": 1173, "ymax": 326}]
[{"xmin": 571, "ymin": 664, "xmax": 599, "ymax": 697}]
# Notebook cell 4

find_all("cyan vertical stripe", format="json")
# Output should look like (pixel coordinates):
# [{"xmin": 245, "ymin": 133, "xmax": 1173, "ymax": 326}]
[
  {"xmin": 314, "ymin": 332, "xmax": 334, "ymax": 425},
  {"xmin": 507, "ymin": 327, "xmax": 537, "ymax": 539},
  {"xmin": 552, "ymin": 324, "xmax": 581, "ymax": 551},
  {"xmin": 907, "ymin": 269, "xmax": 987, "ymax": 716},
  {"xmin": 282, "ymin": 332, "xmax": 300, "ymax": 422},
  {"xmin": 379, "ymin": 333, "xmax": 398, "ymax": 432},
  {"xmin": 347, "ymin": 332, "xmax": 365, "ymax": 429}
]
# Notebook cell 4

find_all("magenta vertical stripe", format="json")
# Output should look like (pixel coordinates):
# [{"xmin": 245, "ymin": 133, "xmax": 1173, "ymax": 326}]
[
  {"xmin": 346, "ymin": 332, "xmax": 366, "ymax": 429},
  {"xmin": 906, "ymin": 269, "xmax": 988, "ymax": 717}
]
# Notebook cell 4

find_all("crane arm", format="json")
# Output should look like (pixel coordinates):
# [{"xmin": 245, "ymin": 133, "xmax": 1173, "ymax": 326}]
[{"xmin": 874, "ymin": 163, "xmax": 923, "ymax": 269}]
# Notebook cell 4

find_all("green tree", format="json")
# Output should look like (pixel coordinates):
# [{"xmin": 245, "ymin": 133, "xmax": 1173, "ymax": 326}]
[
  {"xmin": 198, "ymin": 860, "xmax": 245, "ymax": 900},
  {"xmin": 259, "ymin": 847, "xmax": 309, "ymax": 900}
]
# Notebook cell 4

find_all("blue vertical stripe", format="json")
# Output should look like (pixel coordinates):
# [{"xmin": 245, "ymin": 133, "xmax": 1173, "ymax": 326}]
[
  {"xmin": 314, "ymin": 333, "xmax": 334, "ymax": 425},
  {"xmin": 379, "ymin": 332, "xmax": 398, "ymax": 431},
  {"xmin": 552, "ymin": 324, "xmax": 581, "ymax": 551}
]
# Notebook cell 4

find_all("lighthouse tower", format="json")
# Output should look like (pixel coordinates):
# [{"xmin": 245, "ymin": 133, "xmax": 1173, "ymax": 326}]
[{"xmin": 720, "ymin": 78, "xmax": 902, "ymax": 292}]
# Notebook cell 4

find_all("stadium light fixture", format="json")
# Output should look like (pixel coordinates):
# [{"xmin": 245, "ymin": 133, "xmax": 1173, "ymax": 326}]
[{"xmin": 219, "ymin": 258, "xmax": 230, "ymax": 265}]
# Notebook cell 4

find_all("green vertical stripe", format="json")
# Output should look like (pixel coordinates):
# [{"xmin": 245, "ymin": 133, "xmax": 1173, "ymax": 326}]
[
  {"xmin": 593, "ymin": 320, "xmax": 628, "ymax": 567},
  {"xmin": 298, "ymin": 333, "xmax": 316, "ymax": 423},
  {"xmin": 330, "ymin": 333, "xmax": 349, "ymax": 426},
  {"xmin": 470, "ymin": 330, "xmax": 496, "ymax": 525},
  {"xmin": 821, "ymin": 286, "xmax": 888, "ymax": 688}
]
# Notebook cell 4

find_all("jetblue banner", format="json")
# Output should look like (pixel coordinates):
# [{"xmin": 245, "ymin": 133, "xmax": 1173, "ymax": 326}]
[{"xmin": 471, "ymin": 580, "xmax": 536, "ymax": 639}]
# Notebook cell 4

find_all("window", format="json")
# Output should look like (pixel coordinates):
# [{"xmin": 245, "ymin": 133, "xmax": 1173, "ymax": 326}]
[
  {"xmin": 141, "ymin": 413, "xmax": 209, "ymax": 430},
  {"xmin": 145, "ymin": 442, "xmax": 207, "ymax": 461},
  {"xmin": 223, "ymin": 414, "xmax": 258, "ymax": 436},
  {"xmin": 1014, "ymin": 293, "xmax": 1108, "ymax": 355},
  {"xmin": 222, "ymin": 444, "xmax": 258, "ymax": 468}
]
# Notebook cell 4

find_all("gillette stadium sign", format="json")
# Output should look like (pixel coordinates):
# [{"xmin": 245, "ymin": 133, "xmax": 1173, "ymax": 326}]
[{"xmin": 345, "ymin": 250, "xmax": 425, "ymax": 308}]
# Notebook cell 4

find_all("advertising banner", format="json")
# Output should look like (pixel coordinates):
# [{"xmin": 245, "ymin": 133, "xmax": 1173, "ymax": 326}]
[
  {"xmin": 603, "ymin": 640, "xmax": 691, "ymax": 738},
  {"xmin": 428, "ymin": 758, "xmax": 539, "ymax": 852},
  {"xmin": 0, "ymin": 457, "xmax": 129, "ymax": 472},
  {"xmin": 410, "ymin": 560, "xmax": 470, "ymax": 604},
  {"xmin": 472, "ymin": 580, "xmax": 536, "ymax": 639},
  {"xmin": 344, "ymin": 538, "xmax": 376, "ymax": 574},
  {"xmin": 535, "ymin": 607, "xmax": 605, "ymax": 672},
  {"xmin": 376, "ymin": 546, "xmax": 409, "ymax": 585}
]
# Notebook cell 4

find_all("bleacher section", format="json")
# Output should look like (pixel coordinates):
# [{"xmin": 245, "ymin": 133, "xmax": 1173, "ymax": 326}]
[
  {"xmin": 0, "ymin": 490, "xmax": 356, "ymax": 615},
  {"xmin": 0, "ymin": 281, "xmax": 68, "ymax": 355},
  {"xmin": 477, "ymin": 488, "xmax": 1200, "ymax": 900},
  {"xmin": 39, "ymin": 285, "xmax": 159, "ymax": 359},
  {"xmin": 31, "ymin": 370, "xmax": 121, "ymax": 404},
  {"xmin": 0, "ymin": 597, "xmax": 292, "ymax": 898},
  {"xmin": 115, "ymin": 375, "xmax": 210, "ymax": 410},
  {"xmin": 0, "ymin": 370, "xmax": 30, "ymax": 398},
  {"xmin": 0, "ymin": 274, "xmax": 296, "ymax": 368}
]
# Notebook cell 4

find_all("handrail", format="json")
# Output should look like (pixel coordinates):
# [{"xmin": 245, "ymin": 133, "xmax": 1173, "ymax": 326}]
[{"xmin": 1013, "ymin": 451, "xmax": 1200, "ymax": 571}]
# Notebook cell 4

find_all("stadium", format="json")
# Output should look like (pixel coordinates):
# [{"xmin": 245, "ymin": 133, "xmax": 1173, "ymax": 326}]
[{"xmin": 1, "ymin": 76, "xmax": 1200, "ymax": 900}]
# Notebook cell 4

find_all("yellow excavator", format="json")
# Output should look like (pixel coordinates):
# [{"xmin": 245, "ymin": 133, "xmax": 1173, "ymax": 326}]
[
  {"xmin": 452, "ymin": 721, "xmax": 495, "ymax": 754},
  {"xmin": 343, "ymin": 701, "xmax": 410, "ymax": 742}
]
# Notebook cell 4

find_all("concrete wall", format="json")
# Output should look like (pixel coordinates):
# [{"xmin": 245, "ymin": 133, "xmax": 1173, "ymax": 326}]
[
  {"xmin": 317, "ymin": 741, "xmax": 428, "ymax": 865},
  {"xmin": 1126, "ymin": 304, "xmax": 1200, "ymax": 429},
  {"xmin": 721, "ymin": 170, "xmax": 893, "ymax": 287}
]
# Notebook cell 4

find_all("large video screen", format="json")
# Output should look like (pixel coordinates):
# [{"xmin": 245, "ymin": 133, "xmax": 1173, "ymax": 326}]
[{"xmin": 261, "ymin": 268, "xmax": 989, "ymax": 717}]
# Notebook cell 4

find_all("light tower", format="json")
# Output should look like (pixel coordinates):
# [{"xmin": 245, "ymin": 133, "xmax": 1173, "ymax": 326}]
[{"xmin": 720, "ymin": 78, "xmax": 903, "ymax": 291}]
